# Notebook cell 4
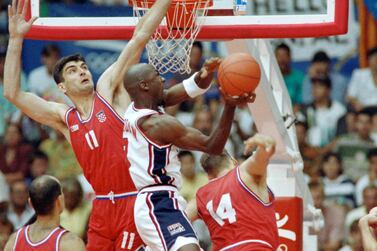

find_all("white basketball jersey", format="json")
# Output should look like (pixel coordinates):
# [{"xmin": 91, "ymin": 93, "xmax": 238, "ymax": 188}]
[{"xmin": 123, "ymin": 103, "xmax": 182, "ymax": 190}]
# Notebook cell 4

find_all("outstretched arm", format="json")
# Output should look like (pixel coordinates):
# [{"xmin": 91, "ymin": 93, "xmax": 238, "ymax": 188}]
[
  {"xmin": 97, "ymin": 0, "xmax": 172, "ymax": 98},
  {"xmin": 163, "ymin": 57, "xmax": 221, "ymax": 107},
  {"xmin": 4, "ymin": 0, "xmax": 67, "ymax": 131},
  {"xmin": 239, "ymin": 134, "xmax": 276, "ymax": 184},
  {"xmin": 359, "ymin": 211, "xmax": 377, "ymax": 251}
]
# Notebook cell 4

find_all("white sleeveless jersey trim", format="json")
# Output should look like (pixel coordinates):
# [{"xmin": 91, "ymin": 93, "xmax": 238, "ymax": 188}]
[
  {"xmin": 124, "ymin": 102, "xmax": 181, "ymax": 190},
  {"xmin": 96, "ymin": 92, "xmax": 124, "ymax": 123},
  {"xmin": 25, "ymin": 226, "xmax": 61, "ymax": 246},
  {"xmin": 12, "ymin": 228, "xmax": 22, "ymax": 251},
  {"xmin": 131, "ymin": 103, "xmax": 172, "ymax": 149},
  {"xmin": 236, "ymin": 167, "xmax": 274, "ymax": 207},
  {"xmin": 219, "ymin": 239, "xmax": 273, "ymax": 251},
  {"xmin": 55, "ymin": 229, "xmax": 67, "ymax": 251}
]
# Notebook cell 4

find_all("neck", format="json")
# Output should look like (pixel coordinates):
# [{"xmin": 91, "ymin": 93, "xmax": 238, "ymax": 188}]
[
  {"xmin": 134, "ymin": 98, "xmax": 159, "ymax": 111},
  {"xmin": 71, "ymin": 92, "xmax": 95, "ymax": 119},
  {"xmin": 33, "ymin": 214, "xmax": 60, "ymax": 229},
  {"xmin": 314, "ymin": 98, "xmax": 330, "ymax": 108}
]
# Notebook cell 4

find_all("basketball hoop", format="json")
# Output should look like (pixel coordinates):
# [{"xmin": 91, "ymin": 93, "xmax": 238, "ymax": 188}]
[{"xmin": 129, "ymin": 0, "xmax": 213, "ymax": 74}]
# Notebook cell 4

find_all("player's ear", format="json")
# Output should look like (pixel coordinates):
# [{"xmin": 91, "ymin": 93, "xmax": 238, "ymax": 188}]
[
  {"xmin": 139, "ymin": 80, "xmax": 149, "ymax": 91},
  {"xmin": 57, "ymin": 82, "xmax": 67, "ymax": 94}
]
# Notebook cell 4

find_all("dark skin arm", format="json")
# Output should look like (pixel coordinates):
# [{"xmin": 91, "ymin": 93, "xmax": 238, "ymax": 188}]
[
  {"xmin": 139, "ymin": 103, "xmax": 235, "ymax": 155},
  {"xmin": 163, "ymin": 58, "xmax": 221, "ymax": 107}
]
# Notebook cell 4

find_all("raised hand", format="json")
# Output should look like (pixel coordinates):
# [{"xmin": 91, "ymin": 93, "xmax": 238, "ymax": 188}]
[
  {"xmin": 198, "ymin": 57, "xmax": 222, "ymax": 79},
  {"xmin": 243, "ymin": 133, "xmax": 276, "ymax": 157},
  {"xmin": 8, "ymin": 0, "xmax": 38, "ymax": 38}
]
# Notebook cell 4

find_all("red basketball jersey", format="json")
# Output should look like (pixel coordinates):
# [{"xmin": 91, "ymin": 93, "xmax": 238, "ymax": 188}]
[
  {"xmin": 65, "ymin": 92, "xmax": 136, "ymax": 194},
  {"xmin": 13, "ymin": 226, "xmax": 67, "ymax": 251},
  {"xmin": 196, "ymin": 167, "xmax": 279, "ymax": 251}
]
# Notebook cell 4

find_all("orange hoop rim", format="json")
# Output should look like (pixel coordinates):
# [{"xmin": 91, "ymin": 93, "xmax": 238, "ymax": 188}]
[{"xmin": 129, "ymin": 0, "xmax": 213, "ymax": 9}]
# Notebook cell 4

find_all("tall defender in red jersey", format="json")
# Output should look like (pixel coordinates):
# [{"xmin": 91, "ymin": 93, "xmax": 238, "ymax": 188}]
[
  {"xmin": 187, "ymin": 134, "xmax": 279, "ymax": 251},
  {"xmin": 4, "ymin": 0, "xmax": 215, "ymax": 249},
  {"xmin": 4, "ymin": 175, "xmax": 85, "ymax": 251}
]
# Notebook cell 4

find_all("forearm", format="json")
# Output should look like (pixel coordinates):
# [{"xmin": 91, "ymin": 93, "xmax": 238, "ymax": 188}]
[
  {"xmin": 205, "ymin": 104, "xmax": 236, "ymax": 154},
  {"xmin": 3, "ymin": 37, "xmax": 24, "ymax": 100}
]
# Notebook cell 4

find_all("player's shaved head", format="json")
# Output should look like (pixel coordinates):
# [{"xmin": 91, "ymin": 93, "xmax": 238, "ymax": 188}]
[
  {"xmin": 29, "ymin": 175, "xmax": 62, "ymax": 216},
  {"xmin": 123, "ymin": 63, "xmax": 155, "ymax": 96}
]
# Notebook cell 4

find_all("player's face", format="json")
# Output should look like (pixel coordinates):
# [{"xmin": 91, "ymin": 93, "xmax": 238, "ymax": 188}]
[
  {"xmin": 148, "ymin": 68, "xmax": 165, "ymax": 105},
  {"xmin": 60, "ymin": 60, "xmax": 94, "ymax": 96}
]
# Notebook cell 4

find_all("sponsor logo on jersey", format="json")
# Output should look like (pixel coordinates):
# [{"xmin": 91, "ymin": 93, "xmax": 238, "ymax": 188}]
[
  {"xmin": 70, "ymin": 124, "xmax": 79, "ymax": 132},
  {"xmin": 96, "ymin": 110, "xmax": 107, "ymax": 123},
  {"xmin": 167, "ymin": 223, "xmax": 185, "ymax": 236}
]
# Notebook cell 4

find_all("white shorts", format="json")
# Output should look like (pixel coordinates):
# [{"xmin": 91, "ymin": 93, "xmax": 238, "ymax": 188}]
[{"xmin": 134, "ymin": 186, "xmax": 199, "ymax": 251}]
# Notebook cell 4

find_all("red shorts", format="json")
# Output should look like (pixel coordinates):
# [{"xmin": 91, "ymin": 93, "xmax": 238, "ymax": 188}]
[{"xmin": 86, "ymin": 194, "xmax": 144, "ymax": 251}]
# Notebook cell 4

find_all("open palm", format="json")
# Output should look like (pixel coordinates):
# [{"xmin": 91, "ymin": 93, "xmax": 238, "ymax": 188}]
[{"xmin": 8, "ymin": 0, "xmax": 37, "ymax": 37}]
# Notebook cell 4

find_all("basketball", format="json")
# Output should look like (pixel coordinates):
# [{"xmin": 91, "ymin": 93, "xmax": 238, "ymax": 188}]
[{"xmin": 217, "ymin": 53, "xmax": 261, "ymax": 97}]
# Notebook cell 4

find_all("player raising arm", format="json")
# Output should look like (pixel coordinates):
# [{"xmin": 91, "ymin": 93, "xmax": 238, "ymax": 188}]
[
  {"xmin": 4, "ymin": 0, "xmax": 215, "ymax": 249},
  {"xmin": 359, "ymin": 207, "xmax": 377, "ymax": 251},
  {"xmin": 186, "ymin": 134, "xmax": 280, "ymax": 251}
]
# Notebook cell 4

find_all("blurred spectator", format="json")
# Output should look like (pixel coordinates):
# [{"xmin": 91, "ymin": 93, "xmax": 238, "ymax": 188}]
[
  {"xmin": 309, "ymin": 181, "xmax": 346, "ymax": 251},
  {"xmin": 302, "ymin": 51, "xmax": 348, "ymax": 105},
  {"xmin": 7, "ymin": 180, "xmax": 34, "ymax": 229},
  {"xmin": 345, "ymin": 185, "xmax": 377, "ymax": 231},
  {"xmin": 28, "ymin": 44, "xmax": 68, "ymax": 104},
  {"xmin": 298, "ymin": 76, "xmax": 346, "ymax": 147},
  {"xmin": 25, "ymin": 151, "xmax": 49, "ymax": 185},
  {"xmin": 231, "ymin": 105, "xmax": 254, "ymax": 157},
  {"xmin": 355, "ymin": 148, "xmax": 377, "ymax": 206},
  {"xmin": 321, "ymin": 152, "xmax": 355, "ymax": 209},
  {"xmin": 39, "ymin": 130, "xmax": 82, "ymax": 180},
  {"xmin": 274, "ymin": 43, "xmax": 305, "ymax": 106},
  {"xmin": 60, "ymin": 177, "xmax": 91, "ymax": 239},
  {"xmin": 0, "ymin": 215, "xmax": 13, "ymax": 251},
  {"xmin": 193, "ymin": 108, "xmax": 213, "ymax": 136},
  {"xmin": 178, "ymin": 151, "xmax": 207, "ymax": 202},
  {"xmin": 336, "ymin": 107, "xmax": 357, "ymax": 137},
  {"xmin": 339, "ymin": 220, "xmax": 363, "ymax": 251},
  {"xmin": 0, "ymin": 123, "xmax": 34, "ymax": 184},
  {"xmin": 0, "ymin": 171, "xmax": 9, "ymax": 216},
  {"xmin": 334, "ymin": 109, "xmax": 376, "ymax": 181},
  {"xmin": 347, "ymin": 47, "xmax": 377, "ymax": 111}
]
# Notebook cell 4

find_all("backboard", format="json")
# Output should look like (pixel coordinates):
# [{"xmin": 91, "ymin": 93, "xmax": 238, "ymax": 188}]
[{"xmin": 25, "ymin": 0, "xmax": 348, "ymax": 40}]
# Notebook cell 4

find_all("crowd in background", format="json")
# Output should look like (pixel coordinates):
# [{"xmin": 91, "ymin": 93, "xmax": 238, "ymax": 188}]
[{"xmin": 0, "ymin": 1, "xmax": 377, "ymax": 251}]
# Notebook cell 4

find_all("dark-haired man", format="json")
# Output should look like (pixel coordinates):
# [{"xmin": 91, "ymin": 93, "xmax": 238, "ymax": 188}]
[
  {"xmin": 4, "ymin": 0, "xmax": 216, "ymax": 249},
  {"xmin": 4, "ymin": 175, "xmax": 85, "ymax": 251}
]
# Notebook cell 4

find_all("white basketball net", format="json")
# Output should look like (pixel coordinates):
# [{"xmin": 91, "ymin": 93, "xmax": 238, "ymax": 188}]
[{"xmin": 131, "ymin": 0, "xmax": 211, "ymax": 74}]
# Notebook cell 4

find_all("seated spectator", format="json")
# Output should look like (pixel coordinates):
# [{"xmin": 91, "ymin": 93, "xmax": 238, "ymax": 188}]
[
  {"xmin": 178, "ymin": 151, "xmax": 207, "ymax": 202},
  {"xmin": 334, "ymin": 109, "xmax": 376, "ymax": 181},
  {"xmin": 339, "ymin": 220, "xmax": 362, "ymax": 251},
  {"xmin": 0, "ymin": 171, "xmax": 9, "ymax": 215},
  {"xmin": 60, "ymin": 178, "xmax": 91, "ymax": 239},
  {"xmin": 355, "ymin": 148, "xmax": 377, "ymax": 206},
  {"xmin": 0, "ymin": 215, "xmax": 13, "ymax": 251},
  {"xmin": 347, "ymin": 47, "xmax": 377, "ymax": 111},
  {"xmin": 0, "ymin": 123, "xmax": 34, "ymax": 184},
  {"xmin": 39, "ymin": 130, "xmax": 81, "ymax": 180},
  {"xmin": 309, "ymin": 181, "xmax": 346, "ymax": 251},
  {"xmin": 274, "ymin": 42, "xmax": 305, "ymax": 106},
  {"xmin": 302, "ymin": 51, "xmax": 348, "ymax": 105},
  {"xmin": 298, "ymin": 76, "xmax": 346, "ymax": 147},
  {"xmin": 27, "ymin": 44, "xmax": 67, "ymax": 104},
  {"xmin": 7, "ymin": 180, "xmax": 34, "ymax": 229},
  {"xmin": 25, "ymin": 151, "xmax": 49, "ymax": 185},
  {"xmin": 336, "ymin": 107, "xmax": 357, "ymax": 137},
  {"xmin": 321, "ymin": 152, "xmax": 355, "ymax": 208},
  {"xmin": 345, "ymin": 185, "xmax": 377, "ymax": 232}
]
